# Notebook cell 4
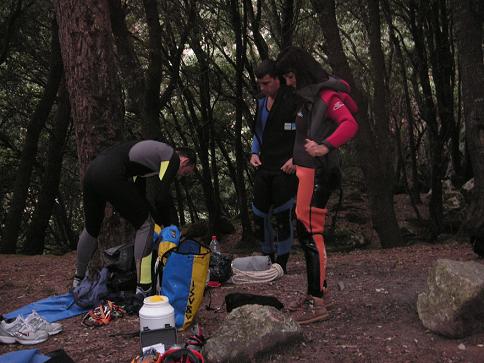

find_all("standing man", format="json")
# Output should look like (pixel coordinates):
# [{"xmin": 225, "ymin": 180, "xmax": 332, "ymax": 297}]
[
  {"xmin": 250, "ymin": 59, "xmax": 298, "ymax": 273},
  {"xmin": 73, "ymin": 140, "xmax": 196, "ymax": 296}
]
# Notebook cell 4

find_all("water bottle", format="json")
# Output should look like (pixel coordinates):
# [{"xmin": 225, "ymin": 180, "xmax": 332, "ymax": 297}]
[{"xmin": 209, "ymin": 235, "xmax": 220, "ymax": 254}]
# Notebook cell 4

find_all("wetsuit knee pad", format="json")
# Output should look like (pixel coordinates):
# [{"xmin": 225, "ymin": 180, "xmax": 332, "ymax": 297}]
[
  {"xmin": 253, "ymin": 214, "xmax": 266, "ymax": 241},
  {"xmin": 134, "ymin": 217, "xmax": 155, "ymax": 260},
  {"xmin": 273, "ymin": 209, "xmax": 292, "ymax": 241}
]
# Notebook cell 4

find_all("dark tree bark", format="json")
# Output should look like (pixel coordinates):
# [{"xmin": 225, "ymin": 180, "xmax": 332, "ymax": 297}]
[
  {"xmin": 280, "ymin": 0, "xmax": 295, "ymax": 48},
  {"xmin": 108, "ymin": 0, "xmax": 145, "ymax": 116},
  {"xmin": 52, "ymin": 194, "xmax": 77, "ymax": 251},
  {"xmin": 1, "ymin": 20, "xmax": 63, "ymax": 253},
  {"xmin": 229, "ymin": 0, "xmax": 252, "ymax": 242},
  {"xmin": 425, "ymin": 0, "xmax": 461, "ymax": 182},
  {"xmin": 452, "ymin": 0, "xmax": 484, "ymax": 239},
  {"xmin": 312, "ymin": 0, "xmax": 403, "ymax": 247},
  {"xmin": 367, "ymin": 0, "xmax": 403, "ymax": 246},
  {"xmin": 141, "ymin": 0, "xmax": 163, "ymax": 139},
  {"xmin": 408, "ymin": 0, "xmax": 444, "ymax": 238},
  {"xmin": 180, "ymin": 80, "xmax": 220, "ymax": 234},
  {"xmin": 55, "ymin": 0, "xmax": 124, "ymax": 180},
  {"xmin": 264, "ymin": 0, "xmax": 297, "ymax": 50},
  {"xmin": 245, "ymin": 0, "xmax": 269, "ymax": 59},
  {"xmin": 0, "ymin": 0, "xmax": 25, "ymax": 65},
  {"xmin": 109, "ymin": 0, "xmax": 188, "ymax": 136},
  {"xmin": 382, "ymin": 0, "xmax": 421, "ymax": 205},
  {"xmin": 23, "ymin": 82, "xmax": 71, "ymax": 255},
  {"xmin": 55, "ymin": 0, "xmax": 125, "ymax": 259}
]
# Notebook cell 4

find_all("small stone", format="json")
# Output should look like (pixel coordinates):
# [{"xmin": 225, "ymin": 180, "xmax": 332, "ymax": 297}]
[{"xmin": 457, "ymin": 343, "xmax": 466, "ymax": 350}]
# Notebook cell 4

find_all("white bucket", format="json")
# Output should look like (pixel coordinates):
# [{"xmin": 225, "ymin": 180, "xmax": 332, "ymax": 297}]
[{"xmin": 139, "ymin": 295, "xmax": 175, "ymax": 331}]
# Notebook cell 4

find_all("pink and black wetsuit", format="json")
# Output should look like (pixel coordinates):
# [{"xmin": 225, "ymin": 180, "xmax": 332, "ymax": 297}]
[{"xmin": 294, "ymin": 77, "xmax": 358, "ymax": 297}]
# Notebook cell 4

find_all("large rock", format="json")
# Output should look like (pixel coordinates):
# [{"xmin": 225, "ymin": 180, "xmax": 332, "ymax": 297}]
[
  {"xmin": 417, "ymin": 259, "xmax": 484, "ymax": 338},
  {"xmin": 203, "ymin": 304, "xmax": 303, "ymax": 362}
]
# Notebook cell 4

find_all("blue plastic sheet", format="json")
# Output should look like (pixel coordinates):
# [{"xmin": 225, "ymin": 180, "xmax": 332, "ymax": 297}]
[
  {"xmin": 3, "ymin": 293, "xmax": 87, "ymax": 323},
  {"xmin": 0, "ymin": 349, "xmax": 49, "ymax": 363}
]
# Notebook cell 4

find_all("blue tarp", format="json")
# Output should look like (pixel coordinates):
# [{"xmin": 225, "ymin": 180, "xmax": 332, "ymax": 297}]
[
  {"xmin": 0, "ymin": 349, "xmax": 49, "ymax": 363},
  {"xmin": 3, "ymin": 293, "xmax": 87, "ymax": 323}
]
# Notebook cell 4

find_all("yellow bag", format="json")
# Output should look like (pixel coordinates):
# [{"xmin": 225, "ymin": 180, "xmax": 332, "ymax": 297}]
[{"xmin": 155, "ymin": 226, "xmax": 210, "ymax": 330}]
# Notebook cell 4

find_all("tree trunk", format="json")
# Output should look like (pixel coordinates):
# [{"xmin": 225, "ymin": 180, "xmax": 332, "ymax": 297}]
[
  {"xmin": 23, "ymin": 81, "xmax": 71, "ymax": 255},
  {"xmin": 452, "ymin": 0, "xmax": 484, "ymax": 238},
  {"xmin": 382, "ymin": 0, "xmax": 421, "ymax": 205},
  {"xmin": 141, "ymin": 0, "xmax": 163, "ymax": 140},
  {"xmin": 245, "ymin": 0, "xmax": 268, "ymax": 59},
  {"xmin": 52, "ymin": 194, "xmax": 77, "ymax": 251},
  {"xmin": 426, "ymin": 0, "xmax": 461, "ymax": 182},
  {"xmin": 55, "ymin": 0, "xmax": 125, "ymax": 262},
  {"xmin": 312, "ymin": 0, "xmax": 403, "ymax": 247},
  {"xmin": 408, "ymin": 0, "xmax": 444, "ymax": 238},
  {"xmin": 229, "ymin": 0, "xmax": 252, "ymax": 242},
  {"xmin": 1, "ymin": 20, "xmax": 63, "ymax": 253},
  {"xmin": 280, "ymin": 0, "xmax": 295, "ymax": 48},
  {"xmin": 0, "ymin": 0, "xmax": 23, "ymax": 65},
  {"xmin": 108, "ymin": 0, "xmax": 145, "ymax": 116},
  {"xmin": 55, "ymin": 0, "xmax": 124, "ymax": 179}
]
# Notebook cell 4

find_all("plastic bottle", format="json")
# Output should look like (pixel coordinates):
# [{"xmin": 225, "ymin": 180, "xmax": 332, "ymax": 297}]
[
  {"xmin": 209, "ymin": 235, "xmax": 220, "ymax": 254},
  {"xmin": 139, "ymin": 295, "xmax": 175, "ymax": 331}
]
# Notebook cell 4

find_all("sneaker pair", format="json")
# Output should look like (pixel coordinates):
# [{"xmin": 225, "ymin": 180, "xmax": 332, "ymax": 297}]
[
  {"xmin": 0, "ymin": 316, "xmax": 47, "ymax": 345},
  {"xmin": 288, "ymin": 294, "xmax": 330, "ymax": 325},
  {"xmin": 0, "ymin": 311, "xmax": 62, "ymax": 345},
  {"xmin": 25, "ymin": 310, "xmax": 63, "ymax": 336}
]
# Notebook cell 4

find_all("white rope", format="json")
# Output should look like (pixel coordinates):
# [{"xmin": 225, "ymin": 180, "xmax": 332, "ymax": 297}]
[{"xmin": 231, "ymin": 263, "xmax": 285, "ymax": 285}]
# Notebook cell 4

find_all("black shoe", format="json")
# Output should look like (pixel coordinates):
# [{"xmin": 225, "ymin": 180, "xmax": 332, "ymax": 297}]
[{"xmin": 276, "ymin": 253, "xmax": 289, "ymax": 274}]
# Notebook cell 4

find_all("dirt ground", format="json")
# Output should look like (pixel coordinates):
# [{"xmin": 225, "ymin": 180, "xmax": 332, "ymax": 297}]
[{"xmin": 1, "ymin": 195, "xmax": 484, "ymax": 362}]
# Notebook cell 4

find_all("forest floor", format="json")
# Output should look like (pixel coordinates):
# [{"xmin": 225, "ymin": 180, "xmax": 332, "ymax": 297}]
[{"xmin": 1, "ymin": 194, "xmax": 484, "ymax": 362}]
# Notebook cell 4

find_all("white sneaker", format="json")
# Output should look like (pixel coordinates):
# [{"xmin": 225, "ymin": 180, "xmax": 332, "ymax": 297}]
[
  {"xmin": 0, "ymin": 316, "xmax": 48, "ymax": 345},
  {"xmin": 25, "ymin": 311, "xmax": 62, "ymax": 336}
]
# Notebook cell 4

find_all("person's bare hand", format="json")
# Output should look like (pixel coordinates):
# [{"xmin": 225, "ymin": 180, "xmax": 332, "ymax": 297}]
[
  {"xmin": 280, "ymin": 158, "xmax": 296, "ymax": 174},
  {"xmin": 250, "ymin": 154, "xmax": 262, "ymax": 167},
  {"xmin": 305, "ymin": 139, "xmax": 329, "ymax": 157}
]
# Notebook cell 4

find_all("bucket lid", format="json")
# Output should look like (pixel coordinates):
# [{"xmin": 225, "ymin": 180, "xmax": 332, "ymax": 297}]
[{"xmin": 143, "ymin": 295, "xmax": 169, "ymax": 305}]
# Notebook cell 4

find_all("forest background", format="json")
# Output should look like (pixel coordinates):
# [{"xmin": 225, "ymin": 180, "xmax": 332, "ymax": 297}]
[{"xmin": 0, "ymin": 0, "xmax": 483, "ymax": 257}]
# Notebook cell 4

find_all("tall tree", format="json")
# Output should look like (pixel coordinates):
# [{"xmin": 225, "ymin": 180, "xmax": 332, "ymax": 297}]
[
  {"xmin": 312, "ymin": 0, "xmax": 403, "ymax": 247},
  {"xmin": 55, "ymin": 0, "xmax": 125, "ymax": 252},
  {"xmin": 0, "ymin": 0, "xmax": 26, "ymax": 65},
  {"xmin": 408, "ymin": 0, "xmax": 447, "ymax": 237},
  {"xmin": 55, "ymin": 0, "xmax": 123, "ymax": 179},
  {"xmin": 23, "ymin": 82, "xmax": 71, "ymax": 254},
  {"xmin": 382, "ymin": 0, "xmax": 421, "ymax": 206},
  {"xmin": 452, "ymin": 0, "xmax": 484, "ymax": 240},
  {"xmin": 229, "ymin": 0, "xmax": 252, "ymax": 241},
  {"xmin": 245, "ymin": 0, "xmax": 269, "ymax": 59},
  {"xmin": 1, "ymin": 19, "xmax": 63, "ymax": 253}
]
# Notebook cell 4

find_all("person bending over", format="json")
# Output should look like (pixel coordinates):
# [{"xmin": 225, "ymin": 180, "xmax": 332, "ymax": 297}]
[{"xmin": 73, "ymin": 140, "xmax": 196, "ymax": 297}]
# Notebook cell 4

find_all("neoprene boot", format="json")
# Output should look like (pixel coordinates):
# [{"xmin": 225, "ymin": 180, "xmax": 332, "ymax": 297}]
[{"xmin": 296, "ymin": 221, "xmax": 325, "ymax": 297}]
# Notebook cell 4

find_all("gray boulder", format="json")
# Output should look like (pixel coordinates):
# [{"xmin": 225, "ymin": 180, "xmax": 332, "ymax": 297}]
[
  {"xmin": 203, "ymin": 304, "xmax": 303, "ymax": 362},
  {"xmin": 417, "ymin": 259, "xmax": 484, "ymax": 338}
]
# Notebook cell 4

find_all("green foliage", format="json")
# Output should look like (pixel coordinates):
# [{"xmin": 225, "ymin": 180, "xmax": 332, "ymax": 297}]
[{"xmin": 1, "ymin": 0, "xmax": 471, "ymax": 251}]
